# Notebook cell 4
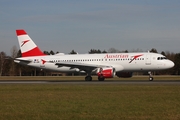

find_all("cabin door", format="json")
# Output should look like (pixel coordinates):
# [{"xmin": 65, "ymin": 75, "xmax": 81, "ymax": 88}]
[{"xmin": 146, "ymin": 54, "xmax": 151, "ymax": 65}]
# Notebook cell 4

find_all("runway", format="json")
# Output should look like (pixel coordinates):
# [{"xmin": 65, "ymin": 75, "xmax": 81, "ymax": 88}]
[{"xmin": 0, "ymin": 80, "xmax": 180, "ymax": 85}]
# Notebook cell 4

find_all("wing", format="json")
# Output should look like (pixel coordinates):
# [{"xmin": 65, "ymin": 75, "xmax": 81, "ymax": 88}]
[{"xmin": 55, "ymin": 62, "xmax": 107, "ymax": 72}]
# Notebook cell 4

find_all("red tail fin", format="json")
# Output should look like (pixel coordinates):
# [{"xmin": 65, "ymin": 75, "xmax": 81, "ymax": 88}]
[{"xmin": 16, "ymin": 29, "xmax": 46, "ymax": 57}]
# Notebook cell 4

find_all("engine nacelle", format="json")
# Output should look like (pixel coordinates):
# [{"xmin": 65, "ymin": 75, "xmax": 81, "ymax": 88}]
[
  {"xmin": 116, "ymin": 72, "xmax": 133, "ymax": 78},
  {"xmin": 97, "ymin": 67, "xmax": 116, "ymax": 78}
]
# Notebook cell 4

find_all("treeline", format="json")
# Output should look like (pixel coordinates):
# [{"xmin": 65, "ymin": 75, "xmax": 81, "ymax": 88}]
[{"xmin": 0, "ymin": 47, "xmax": 179, "ymax": 76}]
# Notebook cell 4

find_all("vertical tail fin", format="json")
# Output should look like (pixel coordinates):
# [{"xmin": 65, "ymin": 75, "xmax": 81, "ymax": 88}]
[{"xmin": 16, "ymin": 29, "xmax": 46, "ymax": 57}]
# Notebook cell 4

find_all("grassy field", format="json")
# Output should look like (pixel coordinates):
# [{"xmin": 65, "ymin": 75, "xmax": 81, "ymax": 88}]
[{"xmin": 0, "ymin": 84, "xmax": 180, "ymax": 120}]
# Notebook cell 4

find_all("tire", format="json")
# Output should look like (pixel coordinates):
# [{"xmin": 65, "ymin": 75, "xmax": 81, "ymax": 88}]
[
  {"xmin": 85, "ymin": 76, "xmax": 92, "ymax": 81},
  {"xmin": 98, "ymin": 76, "xmax": 105, "ymax": 81},
  {"xmin": 149, "ymin": 77, "xmax": 153, "ymax": 81}
]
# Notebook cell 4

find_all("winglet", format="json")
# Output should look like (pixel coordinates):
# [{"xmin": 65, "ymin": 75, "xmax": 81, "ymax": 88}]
[{"xmin": 16, "ymin": 29, "xmax": 46, "ymax": 57}]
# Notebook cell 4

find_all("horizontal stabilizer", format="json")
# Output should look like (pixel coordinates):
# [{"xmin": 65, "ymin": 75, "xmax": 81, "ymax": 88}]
[{"xmin": 14, "ymin": 58, "xmax": 32, "ymax": 63}]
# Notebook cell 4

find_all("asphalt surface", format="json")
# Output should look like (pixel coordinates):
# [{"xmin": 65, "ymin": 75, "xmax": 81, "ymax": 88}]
[{"xmin": 0, "ymin": 80, "xmax": 180, "ymax": 84}]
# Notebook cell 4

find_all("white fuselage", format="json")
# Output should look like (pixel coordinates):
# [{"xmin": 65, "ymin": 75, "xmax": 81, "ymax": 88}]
[{"xmin": 14, "ymin": 52, "xmax": 174, "ymax": 73}]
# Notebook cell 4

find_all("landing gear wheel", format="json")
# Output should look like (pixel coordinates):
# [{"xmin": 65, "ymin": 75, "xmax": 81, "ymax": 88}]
[
  {"xmin": 149, "ymin": 77, "xmax": 153, "ymax": 81},
  {"xmin": 148, "ymin": 71, "xmax": 153, "ymax": 81},
  {"xmin": 85, "ymin": 76, "xmax": 92, "ymax": 81},
  {"xmin": 98, "ymin": 76, "xmax": 105, "ymax": 81}
]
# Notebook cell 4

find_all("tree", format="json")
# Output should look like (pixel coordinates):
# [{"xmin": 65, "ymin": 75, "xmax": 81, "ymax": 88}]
[
  {"xmin": 9, "ymin": 46, "xmax": 18, "ymax": 76},
  {"xmin": 150, "ymin": 48, "xmax": 158, "ymax": 53},
  {"xmin": 0, "ymin": 51, "xmax": 6, "ymax": 76},
  {"xmin": 89, "ymin": 49, "xmax": 102, "ymax": 54},
  {"xmin": 161, "ymin": 51, "xmax": 166, "ymax": 56},
  {"xmin": 69, "ymin": 50, "xmax": 77, "ymax": 54},
  {"xmin": 102, "ymin": 50, "xmax": 107, "ymax": 53},
  {"xmin": 17, "ymin": 50, "xmax": 21, "ymax": 57},
  {"xmin": 49, "ymin": 50, "xmax": 55, "ymax": 55},
  {"xmin": 44, "ymin": 51, "xmax": 50, "ymax": 55},
  {"xmin": 11, "ymin": 46, "xmax": 18, "ymax": 59},
  {"xmin": 12, "ymin": 50, "xmax": 23, "ymax": 76},
  {"xmin": 107, "ymin": 48, "xmax": 120, "ymax": 53},
  {"xmin": 124, "ymin": 50, "xmax": 128, "ymax": 53}
]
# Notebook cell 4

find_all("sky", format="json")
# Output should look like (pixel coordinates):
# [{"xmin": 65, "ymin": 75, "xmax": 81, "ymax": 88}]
[{"xmin": 0, "ymin": 0, "xmax": 180, "ymax": 55}]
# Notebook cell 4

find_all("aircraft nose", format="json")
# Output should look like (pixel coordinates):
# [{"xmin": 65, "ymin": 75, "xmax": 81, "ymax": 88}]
[{"xmin": 168, "ymin": 60, "xmax": 174, "ymax": 68}]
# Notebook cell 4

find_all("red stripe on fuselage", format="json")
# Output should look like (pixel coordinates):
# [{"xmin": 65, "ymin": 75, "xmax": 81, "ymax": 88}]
[{"xmin": 22, "ymin": 47, "xmax": 46, "ymax": 57}]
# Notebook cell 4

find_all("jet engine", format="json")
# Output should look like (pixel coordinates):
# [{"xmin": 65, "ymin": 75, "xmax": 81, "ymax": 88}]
[
  {"xmin": 116, "ymin": 72, "xmax": 133, "ymax": 78},
  {"xmin": 97, "ymin": 67, "xmax": 116, "ymax": 78}
]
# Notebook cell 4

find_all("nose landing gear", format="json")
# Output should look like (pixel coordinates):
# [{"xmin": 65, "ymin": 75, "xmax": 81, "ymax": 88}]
[{"xmin": 148, "ymin": 71, "xmax": 154, "ymax": 81}]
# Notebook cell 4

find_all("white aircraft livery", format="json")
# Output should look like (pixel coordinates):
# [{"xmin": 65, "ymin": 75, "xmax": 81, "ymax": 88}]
[{"xmin": 14, "ymin": 29, "xmax": 174, "ymax": 81}]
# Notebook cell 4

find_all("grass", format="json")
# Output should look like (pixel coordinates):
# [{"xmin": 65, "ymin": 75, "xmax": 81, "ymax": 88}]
[{"xmin": 0, "ymin": 84, "xmax": 180, "ymax": 120}]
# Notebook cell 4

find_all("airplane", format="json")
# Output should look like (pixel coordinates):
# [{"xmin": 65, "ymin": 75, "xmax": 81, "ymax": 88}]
[{"xmin": 14, "ymin": 29, "xmax": 174, "ymax": 81}]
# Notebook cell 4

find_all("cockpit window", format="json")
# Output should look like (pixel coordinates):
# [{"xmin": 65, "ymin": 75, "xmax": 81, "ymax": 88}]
[{"xmin": 157, "ymin": 57, "xmax": 167, "ymax": 60}]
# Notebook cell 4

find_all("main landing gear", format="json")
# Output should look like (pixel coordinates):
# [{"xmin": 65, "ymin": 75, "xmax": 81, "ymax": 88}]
[
  {"xmin": 85, "ymin": 75, "xmax": 105, "ymax": 81},
  {"xmin": 98, "ymin": 76, "xmax": 105, "ymax": 81},
  {"xmin": 85, "ymin": 72, "xmax": 105, "ymax": 81},
  {"xmin": 148, "ymin": 71, "xmax": 154, "ymax": 81},
  {"xmin": 85, "ymin": 72, "xmax": 92, "ymax": 81},
  {"xmin": 85, "ymin": 76, "xmax": 92, "ymax": 81}
]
